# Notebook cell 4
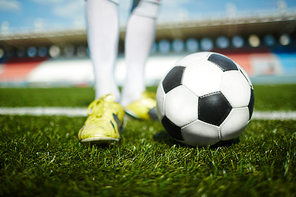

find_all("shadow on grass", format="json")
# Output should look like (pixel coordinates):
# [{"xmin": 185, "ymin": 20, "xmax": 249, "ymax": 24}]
[
  {"xmin": 153, "ymin": 130, "xmax": 240, "ymax": 148},
  {"xmin": 210, "ymin": 137, "xmax": 240, "ymax": 148},
  {"xmin": 81, "ymin": 141, "xmax": 120, "ymax": 149},
  {"xmin": 153, "ymin": 130, "xmax": 178, "ymax": 146}
]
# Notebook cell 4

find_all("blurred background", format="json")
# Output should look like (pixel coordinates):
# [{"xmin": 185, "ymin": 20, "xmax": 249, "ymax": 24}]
[{"xmin": 0, "ymin": 0, "xmax": 296, "ymax": 87}]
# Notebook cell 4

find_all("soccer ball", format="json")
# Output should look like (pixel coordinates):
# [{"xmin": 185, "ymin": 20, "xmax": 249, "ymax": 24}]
[{"xmin": 156, "ymin": 52, "xmax": 254, "ymax": 146}]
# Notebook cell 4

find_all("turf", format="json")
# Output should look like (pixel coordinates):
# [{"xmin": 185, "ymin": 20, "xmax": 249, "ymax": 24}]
[
  {"xmin": 1, "ymin": 85, "xmax": 296, "ymax": 111},
  {"xmin": 0, "ymin": 85, "xmax": 296, "ymax": 196}
]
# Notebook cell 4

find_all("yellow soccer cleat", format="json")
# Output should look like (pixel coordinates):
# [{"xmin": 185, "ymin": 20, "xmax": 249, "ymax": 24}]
[
  {"xmin": 78, "ymin": 94, "xmax": 125, "ymax": 145},
  {"xmin": 124, "ymin": 91, "xmax": 158, "ymax": 121}
]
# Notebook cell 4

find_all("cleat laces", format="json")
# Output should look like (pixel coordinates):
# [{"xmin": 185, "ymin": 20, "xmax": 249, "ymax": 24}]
[{"xmin": 86, "ymin": 95, "xmax": 117, "ymax": 126}]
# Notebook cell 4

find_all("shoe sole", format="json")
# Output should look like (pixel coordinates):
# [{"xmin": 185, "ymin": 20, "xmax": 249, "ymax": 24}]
[{"xmin": 81, "ymin": 137, "xmax": 119, "ymax": 145}]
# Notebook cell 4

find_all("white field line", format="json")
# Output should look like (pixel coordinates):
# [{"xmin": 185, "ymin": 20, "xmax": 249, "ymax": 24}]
[
  {"xmin": 252, "ymin": 111, "xmax": 296, "ymax": 120},
  {"xmin": 0, "ymin": 107, "xmax": 87, "ymax": 117},
  {"xmin": 0, "ymin": 107, "xmax": 296, "ymax": 120}
]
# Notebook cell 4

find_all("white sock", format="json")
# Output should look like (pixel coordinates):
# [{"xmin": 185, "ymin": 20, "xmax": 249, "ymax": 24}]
[
  {"xmin": 86, "ymin": 0, "xmax": 120, "ymax": 102},
  {"xmin": 120, "ymin": 14, "xmax": 157, "ymax": 107}
]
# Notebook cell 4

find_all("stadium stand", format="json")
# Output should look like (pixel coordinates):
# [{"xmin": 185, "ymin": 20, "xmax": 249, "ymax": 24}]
[{"xmin": 0, "ymin": 10, "xmax": 296, "ymax": 86}]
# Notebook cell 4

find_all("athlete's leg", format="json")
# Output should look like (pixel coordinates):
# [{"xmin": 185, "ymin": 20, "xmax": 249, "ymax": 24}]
[
  {"xmin": 120, "ymin": 0, "xmax": 160, "ymax": 107},
  {"xmin": 86, "ymin": 0, "xmax": 120, "ymax": 102},
  {"xmin": 79, "ymin": 0, "xmax": 124, "ymax": 145}
]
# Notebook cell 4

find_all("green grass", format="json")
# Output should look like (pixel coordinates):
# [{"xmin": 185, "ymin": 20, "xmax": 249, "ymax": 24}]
[
  {"xmin": 0, "ymin": 85, "xmax": 296, "ymax": 196},
  {"xmin": 253, "ymin": 84, "xmax": 296, "ymax": 111},
  {"xmin": 0, "ymin": 85, "xmax": 296, "ymax": 110}
]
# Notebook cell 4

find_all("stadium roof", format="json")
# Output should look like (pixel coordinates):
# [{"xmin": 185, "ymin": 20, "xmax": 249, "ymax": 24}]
[{"xmin": 0, "ymin": 12, "xmax": 296, "ymax": 49}]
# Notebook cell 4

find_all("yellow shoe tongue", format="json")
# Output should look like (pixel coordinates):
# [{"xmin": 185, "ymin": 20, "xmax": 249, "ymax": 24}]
[{"xmin": 87, "ymin": 94, "xmax": 117, "ymax": 117}]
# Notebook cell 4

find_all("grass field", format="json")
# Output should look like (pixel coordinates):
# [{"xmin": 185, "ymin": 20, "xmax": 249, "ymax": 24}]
[{"xmin": 0, "ymin": 84, "xmax": 296, "ymax": 197}]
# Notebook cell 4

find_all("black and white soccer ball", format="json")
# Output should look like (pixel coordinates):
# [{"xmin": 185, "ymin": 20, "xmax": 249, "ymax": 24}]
[{"xmin": 156, "ymin": 52, "xmax": 254, "ymax": 146}]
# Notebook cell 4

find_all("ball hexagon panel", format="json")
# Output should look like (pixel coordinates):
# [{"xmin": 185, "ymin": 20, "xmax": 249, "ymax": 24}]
[
  {"xmin": 182, "ymin": 61, "xmax": 223, "ymax": 97},
  {"xmin": 221, "ymin": 71, "xmax": 251, "ymax": 108},
  {"xmin": 175, "ymin": 52, "xmax": 210, "ymax": 66},
  {"xmin": 208, "ymin": 53, "xmax": 238, "ymax": 72},
  {"xmin": 161, "ymin": 116, "xmax": 183, "ymax": 141},
  {"xmin": 220, "ymin": 107, "xmax": 250, "ymax": 141},
  {"xmin": 182, "ymin": 120, "xmax": 220, "ymax": 146},
  {"xmin": 156, "ymin": 83, "xmax": 165, "ymax": 120},
  {"xmin": 165, "ymin": 86, "xmax": 198, "ymax": 127},
  {"xmin": 162, "ymin": 66, "xmax": 185, "ymax": 93},
  {"xmin": 198, "ymin": 91, "xmax": 232, "ymax": 126}
]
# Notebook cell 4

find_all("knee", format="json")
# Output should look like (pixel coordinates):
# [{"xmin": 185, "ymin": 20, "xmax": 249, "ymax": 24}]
[
  {"xmin": 132, "ymin": 0, "xmax": 161, "ymax": 19},
  {"xmin": 108, "ymin": 0, "xmax": 119, "ymax": 4},
  {"xmin": 86, "ymin": 0, "xmax": 119, "ymax": 4}
]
